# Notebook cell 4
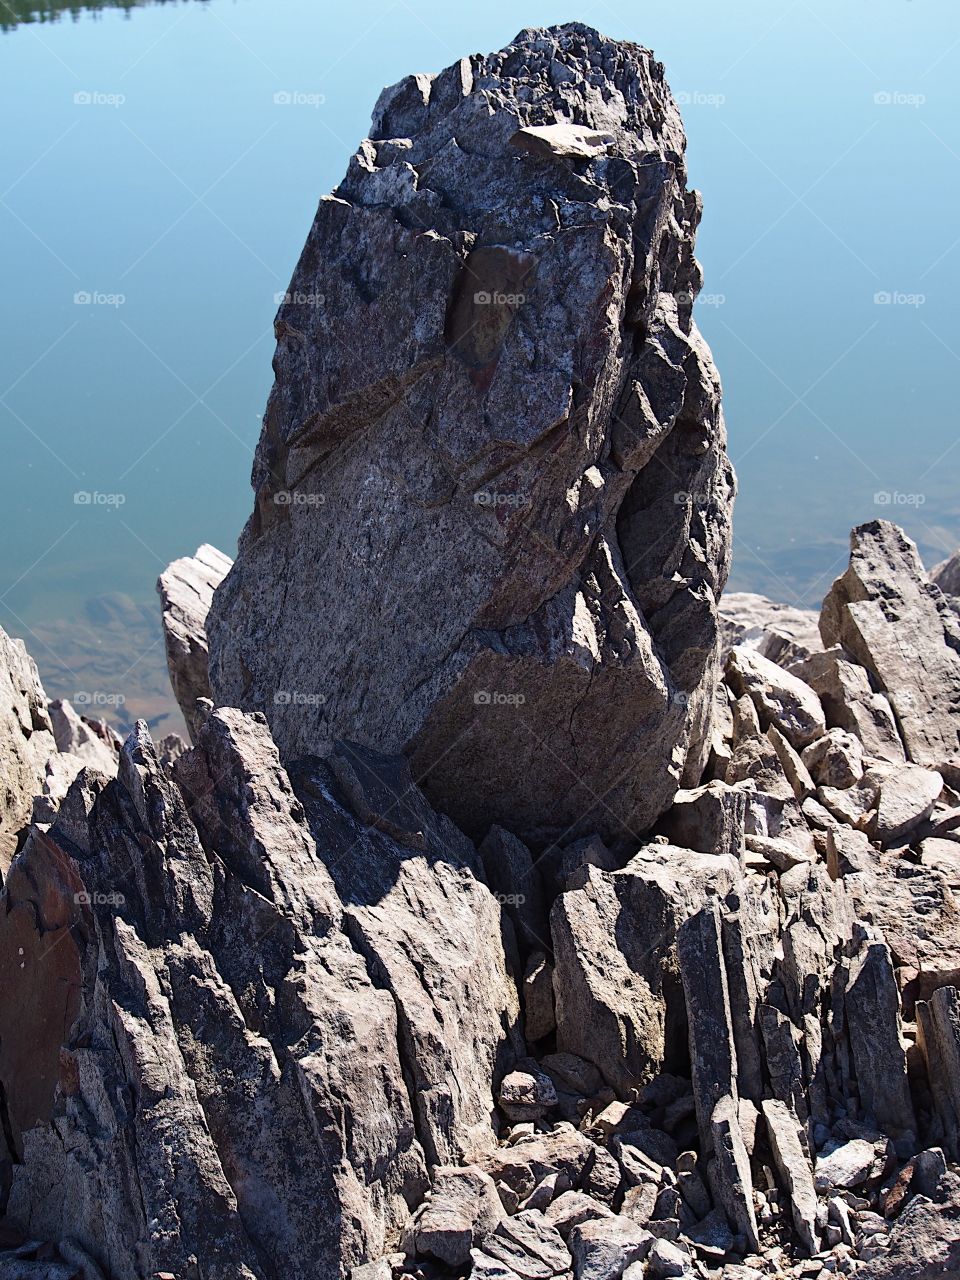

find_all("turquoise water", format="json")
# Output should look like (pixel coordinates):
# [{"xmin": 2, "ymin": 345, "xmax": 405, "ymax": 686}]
[{"xmin": 2, "ymin": 0, "xmax": 959, "ymax": 728}]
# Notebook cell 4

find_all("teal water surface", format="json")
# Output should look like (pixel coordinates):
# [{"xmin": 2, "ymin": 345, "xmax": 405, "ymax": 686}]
[{"xmin": 2, "ymin": 0, "xmax": 959, "ymax": 729}]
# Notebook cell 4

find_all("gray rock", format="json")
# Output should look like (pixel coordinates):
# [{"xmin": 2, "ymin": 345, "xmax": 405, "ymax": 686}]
[
  {"xmin": 414, "ymin": 1165, "xmax": 504, "ymax": 1265},
  {"xmin": 790, "ymin": 645, "xmax": 905, "ymax": 764},
  {"xmin": 552, "ymin": 844, "xmax": 742, "ymax": 1094},
  {"xmin": 567, "ymin": 1214, "xmax": 652, "ymax": 1280},
  {"xmin": 801, "ymin": 728, "xmax": 864, "ymax": 790},
  {"xmin": 720, "ymin": 592, "xmax": 823, "ymax": 667},
  {"xmin": 865, "ymin": 762, "xmax": 943, "ymax": 846},
  {"xmin": 156, "ymin": 543, "xmax": 232, "ymax": 743},
  {"xmin": 820, "ymin": 521, "xmax": 960, "ymax": 769},
  {"xmin": 646, "ymin": 1238, "xmax": 692, "ymax": 1278},
  {"xmin": 726, "ymin": 644, "xmax": 826, "ymax": 750},
  {"xmin": 523, "ymin": 952, "xmax": 557, "ymax": 1043},
  {"xmin": 544, "ymin": 1190, "xmax": 615, "ymax": 1240},
  {"xmin": 0, "ymin": 714, "xmax": 429, "ymax": 1279},
  {"xmin": 709, "ymin": 1095, "xmax": 759, "ymax": 1252},
  {"xmin": 656, "ymin": 780, "xmax": 745, "ymax": 859},
  {"xmin": 857, "ymin": 1170, "xmax": 960, "ymax": 1279},
  {"xmin": 499, "ymin": 1062, "xmax": 559, "ymax": 1122},
  {"xmin": 826, "ymin": 826, "xmax": 875, "ymax": 879},
  {"xmin": 916, "ymin": 986, "xmax": 960, "ymax": 1160},
  {"xmin": 767, "ymin": 722, "xmax": 816, "ymax": 800},
  {"xmin": 761, "ymin": 1099, "xmax": 819, "ymax": 1256},
  {"xmin": 931, "ymin": 548, "xmax": 960, "ymax": 597},
  {"xmin": 0, "ymin": 624, "xmax": 58, "ymax": 870},
  {"xmin": 481, "ymin": 1128, "xmax": 601, "ymax": 1203},
  {"xmin": 482, "ymin": 1209, "xmax": 571, "ymax": 1278},
  {"xmin": 206, "ymin": 23, "xmax": 735, "ymax": 847},
  {"xmin": 814, "ymin": 1139, "xmax": 877, "ymax": 1191},
  {"xmin": 842, "ymin": 930, "xmax": 917, "ymax": 1145},
  {"xmin": 48, "ymin": 699, "xmax": 120, "ymax": 775},
  {"xmin": 480, "ymin": 825, "xmax": 550, "ymax": 955}
]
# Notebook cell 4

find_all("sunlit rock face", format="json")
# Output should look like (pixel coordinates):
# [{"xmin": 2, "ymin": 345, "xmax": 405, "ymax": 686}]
[{"xmin": 208, "ymin": 23, "xmax": 736, "ymax": 845}]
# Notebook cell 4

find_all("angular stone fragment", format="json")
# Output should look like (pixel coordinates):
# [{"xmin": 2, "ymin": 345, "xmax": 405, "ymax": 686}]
[
  {"xmin": 482, "ymin": 1209, "xmax": 570, "ymax": 1279},
  {"xmin": 720, "ymin": 592, "xmax": 823, "ymax": 666},
  {"xmin": 768, "ymin": 723, "xmax": 815, "ymax": 800},
  {"xmin": 842, "ymin": 931, "xmax": 917, "ymax": 1144},
  {"xmin": 801, "ymin": 728, "xmax": 863, "ymax": 790},
  {"xmin": 480, "ymin": 825, "xmax": 550, "ymax": 955},
  {"xmin": 552, "ymin": 845, "xmax": 742, "ymax": 1094},
  {"xmin": 415, "ymin": 1165, "xmax": 504, "ymax": 1265},
  {"xmin": 545, "ymin": 1190, "xmax": 615, "ymax": 1240},
  {"xmin": 826, "ymin": 826, "xmax": 875, "ymax": 879},
  {"xmin": 761, "ymin": 1100, "xmax": 819, "ymax": 1256},
  {"xmin": 709, "ymin": 1095, "xmax": 759, "ymax": 1251},
  {"xmin": 726, "ymin": 644, "xmax": 826, "ymax": 749},
  {"xmin": 567, "ymin": 1215, "xmax": 652, "ymax": 1280},
  {"xmin": 932, "ymin": 548, "xmax": 960, "ymax": 597},
  {"xmin": 207, "ymin": 24, "xmax": 736, "ymax": 847},
  {"xmin": 0, "ymin": 624, "xmax": 58, "ymax": 870},
  {"xmin": 821, "ymin": 521, "xmax": 960, "ymax": 768},
  {"xmin": 916, "ymin": 985, "xmax": 960, "ymax": 1160},
  {"xmin": 48, "ymin": 698, "xmax": 120, "ymax": 775},
  {"xmin": 791, "ymin": 646, "xmax": 905, "ymax": 764},
  {"xmin": 814, "ymin": 1139, "xmax": 877, "ymax": 1191},
  {"xmin": 523, "ymin": 953, "xmax": 557, "ymax": 1043},
  {"xmin": 677, "ymin": 905, "xmax": 737, "ymax": 1153},
  {"xmin": 865, "ymin": 762, "xmax": 943, "ymax": 845},
  {"xmin": 156, "ymin": 543, "xmax": 232, "ymax": 742},
  {"xmin": 499, "ymin": 1062, "xmax": 558, "ymax": 1122},
  {"xmin": 656, "ymin": 780, "xmax": 745, "ymax": 859}
]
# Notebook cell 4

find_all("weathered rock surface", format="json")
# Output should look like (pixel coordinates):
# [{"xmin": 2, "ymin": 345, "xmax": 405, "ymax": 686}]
[
  {"xmin": 157, "ymin": 543, "xmax": 232, "ymax": 742},
  {"xmin": 0, "ymin": 625, "xmax": 58, "ymax": 869},
  {"xmin": 720, "ymin": 592, "xmax": 823, "ymax": 666},
  {"xmin": 207, "ymin": 22, "xmax": 736, "ymax": 845},
  {"xmin": 821, "ymin": 521, "xmax": 960, "ymax": 768}
]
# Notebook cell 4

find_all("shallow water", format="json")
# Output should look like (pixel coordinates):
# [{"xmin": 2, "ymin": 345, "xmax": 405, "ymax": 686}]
[{"xmin": 2, "ymin": 0, "xmax": 958, "ymax": 730}]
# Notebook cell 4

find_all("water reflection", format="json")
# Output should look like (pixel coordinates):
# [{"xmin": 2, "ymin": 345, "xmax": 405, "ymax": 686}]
[{"xmin": 1, "ymin": 0, "xmax": 206, "ymax": 30}]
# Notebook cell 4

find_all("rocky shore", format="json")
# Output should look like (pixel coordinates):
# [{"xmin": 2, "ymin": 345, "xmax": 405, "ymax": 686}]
[{"xmin": 0, "ymin": 23, "xmax": 958, "ymax": 1280}]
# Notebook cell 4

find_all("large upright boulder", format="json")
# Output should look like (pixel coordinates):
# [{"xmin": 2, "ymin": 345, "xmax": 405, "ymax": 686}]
[{"xmin": 207, "ymin": 23, "xmax": 735, "ymax": 844}]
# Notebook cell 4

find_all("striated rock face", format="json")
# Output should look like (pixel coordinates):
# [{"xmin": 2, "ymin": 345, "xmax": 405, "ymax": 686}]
[
  {"xmin": 207, "ymin": 22, "xmax": 735, "ymax": 844},
  {"xmin": 157, "ymin": 543, "xmax": 233, "ymax": 742},
  {"xmin": 0, "ymin": 708, "xmax": 522, "ymax": 1278},
  {"xmin": 0, "ymin": 626, "xmax": 59, "ymax": 870}
]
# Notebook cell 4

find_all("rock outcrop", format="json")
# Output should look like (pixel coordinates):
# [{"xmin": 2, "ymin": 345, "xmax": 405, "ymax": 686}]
[
  {"xmin": 207, "ymin": 22, "xmax": 735, "ymax": 845},
  {"xmin": 157, "ymin": 543, "xmax": 233, "ymax": 741},
  {"xmin": 0, "ymin": 626, "xmax": 59, "ymax": 870}
]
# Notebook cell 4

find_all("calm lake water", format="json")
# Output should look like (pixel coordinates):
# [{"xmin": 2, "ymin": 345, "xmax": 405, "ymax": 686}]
[{"xmin": 2, "ymin": 0, "xmax": 959, "ymax": 731}]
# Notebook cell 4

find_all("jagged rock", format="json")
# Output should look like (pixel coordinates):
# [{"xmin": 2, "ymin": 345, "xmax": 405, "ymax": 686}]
[
  {"xmin": 921, "ymin": 836, "xmax": 960, "ymax": 891},
  {"xmin": 567, "ymin": 1215, "xmax": 652, "ymax": 1280},
  {"xmin": 0, "ymin": 713, "xmax": 429, "ymax": 1279},
  {"xmin": 761, "ymin": 1100, "xmax": 819, "ymax": 1256},
  {"xmin": 291, "ymin": 742, "xmax": 523, "ymax": 1165},
  {"xmin": 931, "ymin": 549, "xmax": 960, "ymax": 598},
  {"xmin": 645, "ymin": 1238, "xmax": 692, "ymax": 1278},
  {"xmin": 48, "ymin": 699, "xmax": 120, "ymax": 775},
  {"xmin": 826, "ymin": 826, "xmax": 875, "ymax": 879},
  {"xmin": 206, "ymin": 23, "xmax": 736, "ymax": 847},
  {"xmin": 814, "ymin": 1139, "xmax": 877, "ymax": 1191},
  {"xmin": 414, "ymin": 1166, "xmax": 504, "ymax": 1265},
  {"xmin": 801, "ymin": 729, "xmax": 863, "ymax": 791},
  {"xmin": 864, "ymin": 762, "xmax": 943, "ymax": 846},
  {"xmin": 916, "ymin": 986, "xmax": 960, "ymax": 1160},
  {"xmin": 709, "ymin": 1096, "xmax": 759, "ymax": 1251},
  {"xmin": 544, "ymin": 1191, "xmax": 614, "ymax": 1239},
  {"xmin": 790, "ymin": 646, "xmax": 905, "ymax": 765},
  {"xmin": 156, "ymin": 543, "xmax": 232, "ymax": 742},
  {"xmin": 719, "ymin": 593, "xmax": 823, "ymax": 666},
  {"xmin": 677, "ymin": 905, "xmax": 737, "ymax": 1154},
  {"xmin": 656, "ymin": 781, "xmax": 745, "ymax": 859},
  {"xmin": 481, "ymin": 1209, "xmax": 570, "ymax": 1278},
  {"xmin": 842, "ymin": 930, "xmax": 917, "ymax": 1147},
  {"xmin": 726, "ymin": 645, "xmax": 826, "ymax": 750},
  {"xmin": 498, "ymin": 1062, "xmax": 558, "ymax": 1122},
  {"xmin": 551, "ymin": 844, "xmax": 742, "ymax": 1094},
  {"xmin": 481, "ymin": 1129, "xmax": 601, "ymax": 1203},
  {"xmin": 767, "ymin": 723, "xmax": 816, "ymax": 801},
  {"xmin": 821, "ymin": 522, "xmax": 960, "ymax": 769},
  {"xmin": 0, "ymin": 625, "xmax": 58, "ymax": 869},
  {"xmin": 857, "ymin": 1170, "xmax": 960, "ymax": 1279}
]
